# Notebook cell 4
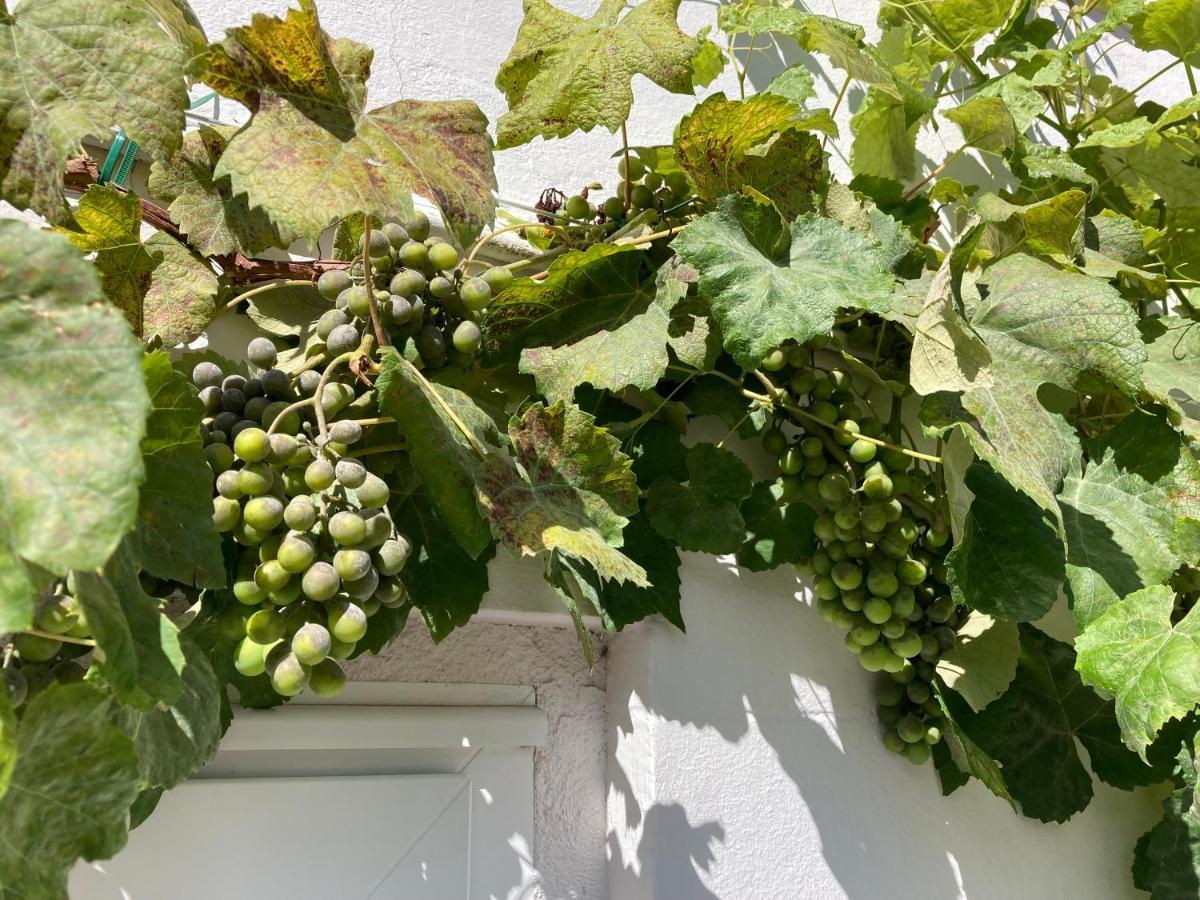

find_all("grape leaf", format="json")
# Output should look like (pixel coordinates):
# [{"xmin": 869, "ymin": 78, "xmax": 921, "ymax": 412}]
[
  {"xmin": 477, "ymin": 402, "xmax": 647, "ymax": 586},
  {"xmin": 646, "ymin": 442, "xmax": 753, "ymax": 554},
  {"xmin": 1134, "ymin": 733, "xmax": 1200, "ymax": 898},
  {"xmin": 736, "ymin": 481, "xmax": 818, "ymax": 571},
  {"xmin": 244, "ymin": 283, "xmax": 332, "ymax": 369},
  {"xmin": 549, "ymin": 514, "xmax": 685, "ymax": 631},
  {"xmin": 376, "ymin": 349, "xmax": 498, "ymax": 557},
  {"xmin": 950, "ymin": 624, "xmax": 1161, "ymax": 822},
  {"xmin": 764, "ymin": 65, "xmax": 816, "ymax": 107},
  {"xmin": 1076, "ymin": 585, "xmax": 1200, "ymax": 757},
  {"xmin": 127, "ymin": 353, "xmax": 225, "ymax": 589},
  {"xmin": 0, "ymin": 222, "xmax": 148, "ymax": 632},
  {"xmin": 676, "ymin": 93, "xmax": 826, "ymax": 217},
  {"xmin": 147, "ymin": 125, "xmax": 283, "ymax": 258},
  {"xmin": 935, "ymin": 610, "xmax": 1020, "ymax": 712},
  {"xmin": 203, "ymin": 0, "xmax": 495, "ymax": 246},
  {"xmin": 494, "ymin": 0, "xmax": 702, "ymax": 148},
  {"xmin": 975, "ymin": 189, "xmax": 1087, "ymax": 265},
  {"xmin": 1060, "ymin": 409, "xmax": 1200, "ymax": 629},
  {"xmin": 145, "ymin": 0, "xmax": 207, "ymax": 58},
  {"xmin": 1094, "ymin": 133, "xmax": 1200, "ymax": 211},
  {"xmin": 393, "ymin": 486, "xmax": 495, "ymax": 642},
  {"xmin": 0, "ymin": 684, "xmax": 140, "ymax": 900},
  {"xmin": 946, "ymin": 95, "xmax": 1017, "ymax": 153},
  {"xmin": 117, "ymin": 637, "xmax": 223, "ymax": 791},
  {"xmin": 72, "ymin": 542, "xmax": 185, "ymax": 710},
  {"xmin": 673, "ymin": 194, "xmax": 894, "ymax": 370},
  {"xmin": 947, "ymin": 463, "xmax": 1066, "ymax": 622},
  {"xmin": 59, "ymin": 185, "xmax": 221, "ymax": 345},
  {"xmin": 0, "ymin": 0, "xmax": 188, "ymax": 224},
  {"xmin": 0, "ymin": 684, "xmax": 13, "ymax": 800},
  {"xmin": 1131, "ymin": 0, "xmax": 1200, "ymax": 64},
  {"xmin": 1141, "ymin": 316, "xmax": 1200, "ymax": 440},
  {"xmin": 953, "ymin": 253, "xmax": 1145, "ymax": 521},
  {"xmin": 515, "ymin": 254, "xmax": 695, "ymax": 404},
  {"xmin": 934, "ymin": 684, "xmax": 1016, "ymax": 807},
  {"xmin": 850, "ymin": 86, "xmax": 935, "ymax": 182}
]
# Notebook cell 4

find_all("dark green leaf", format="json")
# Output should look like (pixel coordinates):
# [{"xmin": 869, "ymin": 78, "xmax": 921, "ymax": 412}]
[
  {"xmin": 646, "ymin": 443, "xmax": 753, "ymax": 554},
  {"xmin": 736, "ymin": 481, "xmax": 817, "ymax": 571},
  {"xmin": 1133, "ymin": 732, "xmax": 1200, "ymax": 898}
]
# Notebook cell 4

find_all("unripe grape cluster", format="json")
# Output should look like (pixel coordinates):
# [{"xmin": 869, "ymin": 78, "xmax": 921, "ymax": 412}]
[
  {"xmin": 313, "ymin": 212, "xmax": 512, "ymax": 371},
  {"xmin": 2, "ymin": 580, "xmax": 95, "ymax": 709},
  {"xmin": 765, "ymin": 342, "xmax": 960, "ymax": 766},
  {"xmin": 553, "ymin": 154, "xmax": 693, "ymax": 234},
  {"xmin": 195, "ymin": 345, "xmax": 412, "ymax": 700}
]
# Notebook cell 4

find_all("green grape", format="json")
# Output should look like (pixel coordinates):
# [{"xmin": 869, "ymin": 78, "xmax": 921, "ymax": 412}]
[
  {"xmin": 832, "ymin": 505, "xmax": 859, "ymax": 531},
  {"xmin": 896, "ymin": 714, "xmax": 926, "ymax": 744},
  {"xmin": 258, "ymin": 533, "xmax": 283, "ymax": 562},
  {"xmin": 238, "ymin": 463, "xmax": 274, "ymax": 496},
  {"xmin": 359, "ymin": 510, "xmax": 393, "ymax": 548},
  {"xmin": 904, "ymin": 740, "xmax": 931, "ymax": 765},
  {"xmin": 428, "ymin": 275, "xmax": 455, "ymax": 300},
  {"xmin": 344, "ymin": 567, "xmax": 379, "ymax": 601},
  {"xmin": 800, "ymin": 479, "xmax": 823, "ymax": 505},
  {"xmin": 292, "ymin": 623, "xmax": 331, "ymax": 666},
  {"xmin": 665, "ymin": 171, "xmax": 689, "ymax": 197},
  {"xmin": 630, "ymin": 184, "xmax": 655, "ymax": 209},
  {"xmin": 830, "ymin": 606, "xmax": 857, "ymax": 630},
  {"xmin": 831, "ymin": 560, "xmax": 864, "ymax": 591},
  {"xmin": 243, "ymin": 496, "xmax": 284, "ymax": 531},
  {"xmin": 329, "ymin": 637, "xmax": 357, "ymax": 660},
  {"xmin": 818, "ymin": 473, "xmax": 850, "ymax": 503},
  {"xmin": 878, "ymin": 680, "xmax": 906, "ymax": 706},
  {"xmin": 778, "ymin": 447, "xmax": 803, "ymax": 475},
  {"xmin": 399, "ymin": 240, "xmax": 429, "ymax": 268},
  {"xmin": 867, "ymin": 570, "xmax": 899, "ymax": 598},
  {"xmin": 270, "ymin": 579, "xmax": 303, "ymax": 606},
  {"xmin": 333, "ymin": 458, "xmax": 366, "ymax": 489},
  {"xmin": 858, "ymin": 643, "xmax": 892, "ymax": 672},
  {"xmin": 834, "ymin": 419, "xmax": 859, "ymax": 447},
  {"xmin": 919, "ymin": 633, "xmax": 940, "ymax": 660},
  {"xmin": 458, "ymin": 277, "xmax": 492, "ymax": 312},
  {"xmin": 377, "ymin": 578, "xmax": 407, "ymax": 607},
  {"xmin": 247, "ymin": 608, "xmax": 286, "ymax": 645},
  {"xmin": 333, "ymin": 548, "xmax": 372, "ymax": 582},
  {"xmin": 205, "ymin": 443, "xmax": 235, "ymax": 473},
  {"xmin": 564, "ymin": 195, "xmax": 592, "ymax": 220},
  {"xmin": 923, "ymin": 525, "xmax": 950, "ymax": 549},
  {"xmin": 618, "ymin": 156, "xmax": 645, "ymax": 180},
  {"xmin": 924, "ymin": 726, "xmax": 942, "ymax": 745},
  {"xmin": 601, "ymin": 196, "xmax": 625, "ymax": 219},
  {"xmin": 254, "ymin": 560, "xmax": 291, "ymax": 594},
  {"xmin": 13, "ymin": 633, "xmax": 60, "ymax": 662},
  {"xmin": 816, "ymin": 595, "xmax": 840, "ymax": 622},
  {"xmin": 284, "ymin": 496, "xmax": 317, "ymax": 532},
  {"xmin": 277, "ymin": 535, "xmax": 316, "ymax": 574},
  {"xmin": 860, "ymin": 505, "xmax": 888, "ymax": 534},
  {"xmin": 301, "ymin": 562, "xmax": 341, "ymax": 602},
  {"xmin": 813, "ymin": 576, "xmax": 840, "ymax": 602},
  {"xmin": 804, "ymin": 456, "xmax": 828, "ymax": 478},
  {"xmin": 841, "ymin": 587, "xmax": 867, "ymax": 612},
  {"xmin": 390, "ymin": 268, "xmax": 426, "ymax": 296},
  {"xmin": 927, "ymin": 595, "xmax": 955, "ymax": 624},
  {"xmin": 247, "ymin": 337, "xmax": 279, "ymax": 370},
  {"xmin": 862, "ymin": 472, "xmax": 893, "ymax": 501},
  {"xmin": 414, "ymin": 325, "xmax": 446, "ymax": 363},
  {"xmin": 906, "ymin": 681, "xmax": 931, "ymax": 704},
  {"xmin": 452, "ymin": 320, "xmax": 482, "ymax": 355},
  {"xmin": 844, "ymin": 632, "xmax": 864, "ymax": 654},
  {"xmin": 643, "ymin": 172, "xmax": 664, "ymax": 192},
  {"xmin": 427, "ymin": 242, "xmax": 459, "ymax": 271},
  {"xmin": 897, "ymin": 558, "xmax": 927, "ymax": 586},
  {"xmin": 789, "ymin": 369, "xmax": 815, "ymax": 395},
  {"xmin": 891, "ymin": 587, "xmax": 916, "ymax": 620},
  {"xmin": 234, "ymin": 637, "xmax": 269, "ymax": 677},
  {"xmin": 880, "ymin": 618, "xmax": 906, "ymax": 640},
  {"xmin": 849, "ymin": 439, "xmax": 877, "ymax": 463},
  {"xmin": 799, "ymin": 437, "xmax": 823, "ymax": 459},
  {"xmin": 813, "ymin": 516, "xmax": 837, "ymax": 543},
  {"xmin": 863, "ymin": 597, "xmax": 892, "ymax": 625},
  {"xmin": 268, "ymin": 433, "xmax": 299, "ymax": 462},
  {"xmin": 329, "ymin": 511, "xmax": 367, "ymax": 546},
  {"xmin": 328, "ymin": 600, "xmax": 368, "ymax": 643},
  {"xmin": 271, "ymin": 653, "xmax": 310, "ymax": 697},
  {"xmin": 192, "ymin": 361, "xmax": 224, "ymax": 390},
  {"xmin": 889, "ymin": 629, "xmax": 923, "ymax": 659},
  {"xmin": 212, "ymin": 496, "xmax": 241, "ymax": 532},
  {"xmin": 882, "ymin": 731, "xmax": 907, "ymax": 754},
  {"xmin": 309, "ymin": 658, "xmax": 347, "ymax": 697},
  {"xmin": 403, "ymin": 211, "xmax": 431, "ymax": 242},
  {"xmin": 850, "ymin": 623, "xmax": 880, "ymax": 647},
  {"xmin": 809, "ymin": 400, "xmax": 838, "ymax": 423},
  {"xmin": 761, "ymin": 348, "xmax": 787, "ymax": 371},
  {"xmin": 826, "ymin": 542, "xmax": 847, "ymax": 563},
  {"xmin": 305, "ymin": 458, "xmax": 336, "ymax": 491},
  {"xmin": 218, "ymin": 605, "xmax": 248, "ymax": 640},
  {"xmin": 362, "ymin": 229, "xmax": 392, "ymax": 258},
  {"xmin": 481, "ymin": 265, "xmax": 513, "ymax": 294}
]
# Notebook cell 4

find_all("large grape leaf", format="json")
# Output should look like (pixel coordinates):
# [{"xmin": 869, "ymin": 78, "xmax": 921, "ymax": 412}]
[
  {"xmin": 376, "ymin": 349, "xmax": 499, "ymax": 558},
  {"xmin": 1141, "ymin": 316, "xmax": 1200, "ymax": 440},
  {"xmin": 59, "ymin": 185, "xmax": 220, "ymax": 345},
  {"xmin": 203, "ymin": 0, "xmax": 495, "ymax": 246},
  {"xmin": 117, "ymin": 637, "xmax": 223, "ymax": 792},
  {"xmin": 673, "ymin": 194, "xmax": 894, "ymax": 370},
  {"xmin": 1134, "ymin": 733, "xmax": 1200, "ymax": 898},
  {"xmin": 147, "ymin": 125, "xmax": 282, "ymax": 258},
  {"xmin": 646, "ymin": 442, "xmax": 753, "ymax": 554},
  {"xmin": 934, "ymin": 683, "xmax": 1015, "ymax": 806},
  {"xmin": 936, "ymin": 610, "xmax": 1021, "ymax": 713},
  {"xmin": 946, "ymin": 463, "xmax": 1065, "ymax": 622},
  {"xmin": 0, "ymin": 0, "xmax": 188, "ymax": 224},
  {"xmin": 850, "ymin": 85, "xmax": 936, "ymax": 182},
  {"xmin": 1131, "ymin": 0, "xmax": 1200, "ymax": 64},
  {"xmin": 1060, "ymin": 409, "xmax": 1200, "ymax": 629},
  {"xmin": 127, "ymin": 353, "xmax": 225, "ymax": 589},
  {"xmin": 1094, "ymin": 133, "xmax": 1200, "ymax": 211},
  {"xmin": 393, "ymin": 482, "xmax": 495, "ymax": 642},
  {"xmin": 975, "ymin": 189, "xmax": 1087, "ymax": 265},
  {"xmin": 924, "ymin": 0, "xmax": 1026, "ymax": 52},
  {"xmin": 0, "ymin": 222, "xmax": 148, "ymax": 632},
  {"xmin": 676, "ymin": 93, "xmax": 826, "ymax": 218},
  {"xmin": 477, "ymin": 403, "xmax": 647, "ymax": 586},
  {"xmin": 0, "ymin": 684, "xmax": 141, "ymax": 900},
  {"xmin": 494, "ymin": 0, "xmax": 702, "ymax": 148},
  {"xmin": 736, "ymin": 481, "xmax": 818, "ymax": 572},
  {"xmin": 516, "ymin": 257, "xmax": 695, "ymax": 404},
  {"xmin": 945, "ymin": 95, "xmax": 1017, "ymax": 154},
  {"xmin": 72, "ymin": 542, "xmax": 185, "ymax": 710},
  {"xmin": 1077, "ymin": 586, "xmax": 1200, "ymax": 757},
  {"xmin": 953, "ymin": 253, "xmax": 1146, "ymax": 520},
  {"xmin": 949, "ymin": 624, "xmax": 1161, "ymax": 823}
]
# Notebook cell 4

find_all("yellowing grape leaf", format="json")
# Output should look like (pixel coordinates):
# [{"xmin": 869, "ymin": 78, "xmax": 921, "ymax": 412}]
[
  {"xmin": 1140, "ymin": 316, "xmax": 1200, "ymax": 440},
  {"xmin": 477, "ymin": 403, "xmax": 647, "ymax": 586},
  {"xmin": 494, "ymin": 0, "xmax": 702, "ymax": 148},
  {"xmin": 202, "ymin": 0, "xmax": 495, "ymax": 246},
  {"xmin": 0, "ymin": 0, "xmax": 188, "ymax": 224},
  {"xmin": 1132, "ymin": 0, "xmax": 1200, "ymax": 64}
]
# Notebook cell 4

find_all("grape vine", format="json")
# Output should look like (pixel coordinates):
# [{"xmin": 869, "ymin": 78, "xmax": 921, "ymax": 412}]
[{"xmin": 1, "ymin": 0, "xmax": 1200, "ymax": 896}]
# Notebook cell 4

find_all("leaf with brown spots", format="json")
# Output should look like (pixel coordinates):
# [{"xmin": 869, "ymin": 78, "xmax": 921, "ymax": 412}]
[
  {"xmin": 477, "ymin": 402, "xmax": 647, "ymax": 586},
  {"xmin": 199, "ymin": 0, "xmax": 495, "ymax": 246}
]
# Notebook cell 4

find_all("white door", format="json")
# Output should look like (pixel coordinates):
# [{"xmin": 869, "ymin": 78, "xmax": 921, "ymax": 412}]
[{"xmin": 71, "ymin": 683, "xmax": 547, "ymax": 900}]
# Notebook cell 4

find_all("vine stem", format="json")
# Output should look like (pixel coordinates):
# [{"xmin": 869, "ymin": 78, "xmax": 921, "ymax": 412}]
[
  {"xmin": 1076, "ymin": 58, "xmax": 1183, "ymax": 130},
  {"xmin": 313, "ymin": 350, "xmax": 358, "ymax": 442},
  {"xmin": 902, "ymin": 145, "xmax": 965, "ymax": 201},
  {"xmin": 621, "ymin": 123, "xmax": 633, "ymax": 209},
  {"xmin": 361, "ymin": 215, "xmax": 389, "ymax": 348},
  {"xmin": 616, "ymin": 223, "xmax": 689, "ymax": 247},
  {"xmin": 824, "ymin": 75, "xmax": 851, "ymax": 151},
  {"xmin": 463, "ymin": 221, "xmax": 571, "ymax": 271},
  {"xmin": 347, "ymin": 442, "xmax": 407, "ymax": 458},
  {"xmin": 349, "ymin": 416, "xmax": 396, "ymax": 427},
  {"xmin": 1187, "ymin": 64, "xmax": 1199, "ymax": 96},
  {"xmin": 24, "ymin": 628, "xmax": 96, "ymax": 647},
  {"xmin": 224, "ymin": 279, "xmax": 312, "ymax": 312},
  {"xmin": 399, "ymin": 356, "xmax": 490, "ymax": 458},
  {"xmin": 266, "ymin": 396, "xmax": 316, "ymax": 436}
]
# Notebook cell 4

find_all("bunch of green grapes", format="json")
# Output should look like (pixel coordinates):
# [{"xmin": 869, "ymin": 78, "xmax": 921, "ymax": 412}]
[
  {"xmin": 762, "ymin": 345, "xmax": 960, "ymax": 765},
  {"xmin": 312, "ymin": 212, "xmax": 512, "ymax": 371},
  {"xmin": 2, "ymin": 585, "xmax": 93, "ymax": 709},
  {"xmin": 195, "ymin": 344, "xmax": 412, "ymax": 700},
  {"xmin": 555, "ymin": 155, "xmax": 693, "ymax": 231}
]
